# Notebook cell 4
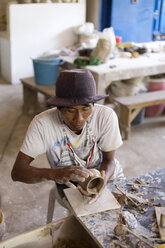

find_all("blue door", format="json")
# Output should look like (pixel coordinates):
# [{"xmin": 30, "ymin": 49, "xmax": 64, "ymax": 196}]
[
  {"xmin": 153, "ymin": 0, "xmax": 165, "ymax": 40},
  {"xmin": 159, "ymin": 0, "xmax": 165, "ymax": 31},
  {"xmin": 100, "ymin": 0, "xmax": 155, "ymax": 42}
]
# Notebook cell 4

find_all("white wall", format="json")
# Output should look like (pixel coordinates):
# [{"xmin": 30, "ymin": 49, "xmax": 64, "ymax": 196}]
[{"xmin": 0, "ymin": 0, "xmax": 86, "ymax": 84}]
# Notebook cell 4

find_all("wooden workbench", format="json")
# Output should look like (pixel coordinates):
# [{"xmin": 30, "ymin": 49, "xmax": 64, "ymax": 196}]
[
  {"xmin": 22, "ymin": 52, "xmax": 165, "ymax": 111},
  {"xmin": 21, "ymin": 77, "xmax": 55, "ymax": 113},
  {"xmin": 114, "ymin": 90, "xmax": 165, "ymax": 139},
  {"xmin": 62, "ymin": 53, "xmax": 165, "ymax": 139},
  {"xmin": 62, "ymin": 52, "xmax": 165, "ymax": 99},
  {"xmin": 76, "ymin": 168, "xmax": 165, "ymax": 248}
]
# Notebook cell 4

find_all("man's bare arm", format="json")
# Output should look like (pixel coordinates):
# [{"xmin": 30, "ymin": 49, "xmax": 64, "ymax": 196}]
[{"xmin": 11, "ymin": 151, "xmax": 92, "ymax": 187}]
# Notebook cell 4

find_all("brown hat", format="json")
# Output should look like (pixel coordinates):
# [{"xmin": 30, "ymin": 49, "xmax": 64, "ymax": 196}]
[{"xmin": 47, "ymin": 69, "xmax": 108, "ymax": 106}]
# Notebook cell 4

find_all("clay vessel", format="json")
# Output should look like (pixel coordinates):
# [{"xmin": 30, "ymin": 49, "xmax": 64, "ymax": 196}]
[{"xmin": 79, "ymin": 168, "xmax": 104, "ymax": 195}]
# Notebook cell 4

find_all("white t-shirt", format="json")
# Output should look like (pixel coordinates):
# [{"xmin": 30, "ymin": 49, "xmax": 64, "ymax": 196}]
[{"xmin": 20, "ymin": 104, "xmax": 123, "ymax": 168}]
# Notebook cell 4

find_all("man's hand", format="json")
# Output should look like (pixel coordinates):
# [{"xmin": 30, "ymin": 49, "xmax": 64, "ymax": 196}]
[
  {"xmin": 77, "ymin": 170, "xmax": 105, "ymax": 204},
  {"xmin": 11, "ymin": 152, "xmax": 97, "ymax": 188},
  {"xmin": 54, "ymin": 166, "xmax": 93, "ymax": 189}
]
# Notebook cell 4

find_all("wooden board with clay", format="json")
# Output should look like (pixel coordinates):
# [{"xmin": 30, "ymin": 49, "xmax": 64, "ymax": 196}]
[
  {"xmin": 64, "ymin": 187, "xmax": 121, "ymax": 217},
  {"xmin": 155, "ymin": 207, "xmax": 165, "ymax": 240}
]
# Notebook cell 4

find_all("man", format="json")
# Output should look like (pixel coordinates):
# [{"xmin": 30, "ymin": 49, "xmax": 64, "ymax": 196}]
[{"xmin": 11, "ymin": 69, "xmax": 124, "ymax": 204}]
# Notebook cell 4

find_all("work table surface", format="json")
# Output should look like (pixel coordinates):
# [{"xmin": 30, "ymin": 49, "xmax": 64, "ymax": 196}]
[
  {"xmin": 77, "ymin": 168, "xmax": 165, "ymax": 248},
  {"xmin": 62, "ymin": 52, "xmax": 165, "ymax": 81}
]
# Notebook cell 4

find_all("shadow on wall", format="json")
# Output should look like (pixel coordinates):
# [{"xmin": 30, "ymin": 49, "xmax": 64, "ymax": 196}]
[{"xmin": 53, "ymin": 27, "xmax": 79, "ymax": 49}]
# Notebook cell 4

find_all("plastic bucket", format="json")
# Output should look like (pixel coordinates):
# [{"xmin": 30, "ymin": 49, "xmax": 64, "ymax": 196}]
[
  {"xmin": 32, "ymin": 57, "xmax": 63, "ymax": 85},
  {"xmin": 145, "ymin": 78, "xmax": 165, "ymax": 116}
]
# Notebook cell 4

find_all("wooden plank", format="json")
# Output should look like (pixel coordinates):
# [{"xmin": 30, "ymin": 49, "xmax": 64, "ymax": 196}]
[
  {"xmin": 64, "ymin": 187, "xmax": 121, "ymax": 217},
  {"xmin": 21, "ymin": 77, "xmax": 55, "ymax": 97},
  {"xmin": 155, "ymin": 207, "xmax": 165, "ymax": 240},
  {"xmin": 118, "ymin": 105, "xmax": 131, "ymax": 140},
  {"xmin": 114, "ymin": 90, "xmax": 165, "ymax": 108},
  {"xmin": 130, "ymin": 108, "xmax": 142, "ymax": 123},
  {"xmin": 22, "ymin": 84, "xmax": 39, "ymax": 113},
  {"xmin": 0, "ymin": 209, "xmax": 3, "ymax": 224}
]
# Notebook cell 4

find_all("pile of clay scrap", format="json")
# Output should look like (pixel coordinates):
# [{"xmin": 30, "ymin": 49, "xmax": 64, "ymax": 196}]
[
  {"xmin": 107, "ymin": 208, "xmax": 157, "ymax": 248},
  {"xmin": 111, "ymin": 209, "xmax": 165, "ymax": 248},
  {"xmin": 113, "ymin": 223, "xmax": 155, "ymax": 248},
  {"xmin": 127, "ymin": 178, "xmax": 162, "ymax": 191},
  {"xmin": 109, "ymin": 208, "xmax": 164, "ymax": 248},
  {"xmin": 113, "ymin": 183, "xmax": 161, "ymax": 214},
  {"xmin": 110, "ymin": 181, "xmax": 165, "ymax": 247}
]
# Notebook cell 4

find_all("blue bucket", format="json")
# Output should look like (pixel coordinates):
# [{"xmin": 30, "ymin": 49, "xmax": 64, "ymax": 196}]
[{"xmin": 32, "ymin": 57, "xmax": 63, "ymax": 85}]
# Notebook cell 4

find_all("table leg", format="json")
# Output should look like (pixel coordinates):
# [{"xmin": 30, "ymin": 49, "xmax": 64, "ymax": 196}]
[
  {"xmin": 91, "ymin": 72, "xmax": 106, "ymax": 105},
  {"xmin": 22, "ymin": 85, "xmax": 39, "ymax": 114},
  {"xmin": 118, "ymin": 105, "xmax": 131, "ymax": 140},
  {"xmin": 130, "ymin": 108, "xmax": 142, "ymax": 123}
]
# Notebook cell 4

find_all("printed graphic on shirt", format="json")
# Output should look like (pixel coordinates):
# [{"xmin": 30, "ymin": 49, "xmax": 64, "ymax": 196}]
[
  {"xmin": 52, "ymin": 135, "xmax": 92, "ymax": 163},
  {"xmin": 71, "ymin": 139, "xmax": 81, "ymax": 148}
]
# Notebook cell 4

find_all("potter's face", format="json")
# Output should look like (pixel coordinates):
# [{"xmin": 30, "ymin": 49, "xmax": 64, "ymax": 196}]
[{"xmin": 59, "ymin": 103, "xmax": 93, "ymax": 133}]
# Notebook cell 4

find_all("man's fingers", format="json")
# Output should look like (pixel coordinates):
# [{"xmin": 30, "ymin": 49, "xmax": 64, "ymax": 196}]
[
  {"xmin": 88, "ymin": 194, "xmax": 99, "ymax": 204},
  {"xmin": 58, "ymin": 166, "xmax": 94, "ymax": 184},
  {"xmin": 69, "ymin": 173, "xmax": 86, "ymax": 182},
  {"xmin": 65, "ymin": 181, "xmax": 77, "ymax": 189},
  {"xmin": 74, "ymin": 168, "xmax": 93, "ymax": 178},
  {"xmin": 77, "ymin": 185, "xmax": 92, "ymax": 196},
  {"xmin": 87, "ymin": 185, "xmax": 105, "ymax": 204},
  {"xmin": 69, "ymin": 168, "xmax": 93, "ymax": 182},
  {"xmin": 100, "ymin": 170, "xmax": 105, "ymax": 178},
  {"xmin": 56, "ymin": 167, "xmax": 95, "ymax": 187}
]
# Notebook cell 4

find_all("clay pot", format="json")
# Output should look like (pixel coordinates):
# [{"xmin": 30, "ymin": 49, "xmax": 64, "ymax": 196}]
[{"xmin": 79, "ymin": 169, "xmax": 104, "ymax": 195}]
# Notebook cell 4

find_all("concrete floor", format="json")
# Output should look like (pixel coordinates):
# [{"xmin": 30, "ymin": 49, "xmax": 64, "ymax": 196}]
[{"xmin": 0, "ymin": 75, "xmax": 165, "ymax": 242}]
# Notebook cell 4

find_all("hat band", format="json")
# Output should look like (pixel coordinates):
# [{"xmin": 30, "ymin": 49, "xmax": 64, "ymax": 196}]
[{"xmin": 47, "ymin": 94, "xmax": 108, "ymax": 107}]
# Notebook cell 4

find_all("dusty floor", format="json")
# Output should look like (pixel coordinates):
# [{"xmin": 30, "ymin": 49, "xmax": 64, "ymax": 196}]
[{"xmin": 0, "ymin": 75, "xmax": 165, "ymax": 241}]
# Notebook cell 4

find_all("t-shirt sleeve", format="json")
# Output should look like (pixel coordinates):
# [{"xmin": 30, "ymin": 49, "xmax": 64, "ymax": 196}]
[
  {"xmin": 20, "ymin": 117, "xmax": 46, "ymax": 158},
  {"xmin": 97, "ymin": 108, "xmax": 123, "ymax": 152}
]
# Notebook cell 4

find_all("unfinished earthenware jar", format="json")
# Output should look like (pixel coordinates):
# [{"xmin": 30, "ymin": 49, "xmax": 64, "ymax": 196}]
[{"xmin": 79, "ymin": 168, "xmax": 105, "ymax": 195}]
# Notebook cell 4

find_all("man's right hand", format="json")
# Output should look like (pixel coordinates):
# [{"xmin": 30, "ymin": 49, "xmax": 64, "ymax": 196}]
[{"xmin": 53, "ymin": 166, "xmax": 93, "ymax": 189}]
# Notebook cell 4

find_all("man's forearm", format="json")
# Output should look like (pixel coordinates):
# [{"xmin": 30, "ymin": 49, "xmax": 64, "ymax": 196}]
[
  {"xmin": 11, "ymin": 152, "xmax": 92, "ymax": 185},
  {"xmin": 11, "ymin": 165, "xmax": 55, "ymax": 184}
]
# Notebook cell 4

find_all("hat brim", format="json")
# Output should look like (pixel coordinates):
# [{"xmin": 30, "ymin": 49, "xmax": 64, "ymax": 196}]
[{"xmin": 47, "ymin": 94, "xmax": 108, "ymax": 107}]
